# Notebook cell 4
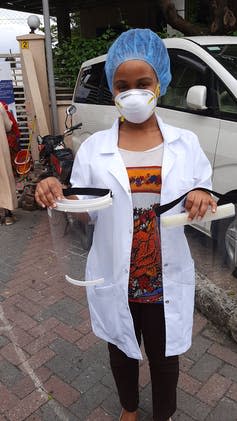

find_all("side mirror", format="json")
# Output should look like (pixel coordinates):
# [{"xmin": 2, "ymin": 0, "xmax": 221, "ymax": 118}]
[
  {"xmin": 66, "ymin": 105, "xmax": 77, "ymax": 116},
  {"xmin": 186, "ymin": 85, "xmax": 207, "ymax": 110}
]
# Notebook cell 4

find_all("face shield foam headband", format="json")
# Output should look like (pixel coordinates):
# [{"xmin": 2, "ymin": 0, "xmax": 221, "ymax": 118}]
[{"xmin": 114, "ymin": 85, "xmax": 160, "ymax": 124}]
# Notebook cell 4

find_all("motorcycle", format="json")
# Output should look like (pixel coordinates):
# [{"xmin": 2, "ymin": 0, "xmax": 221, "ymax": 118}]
[
  {"xmin": 37, "ymin": 106, "xmax": 94, "ymax": 253},
  {"xmin": 37, "ymin": 105, "xmax": 81, "ymax": 186}
]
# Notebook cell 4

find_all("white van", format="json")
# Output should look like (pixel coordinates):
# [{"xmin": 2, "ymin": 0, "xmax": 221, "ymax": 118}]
[{"xmin": 71, "ymin": 36, "xmax": 237, "ymax": 268}]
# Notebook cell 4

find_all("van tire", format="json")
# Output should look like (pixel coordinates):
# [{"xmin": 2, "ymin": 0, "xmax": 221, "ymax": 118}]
[{"xmin": 211, "ymin": 216, "xmax": 236, "ymax": 269}]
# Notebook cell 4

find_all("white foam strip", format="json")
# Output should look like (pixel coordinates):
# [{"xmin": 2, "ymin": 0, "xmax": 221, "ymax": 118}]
[
  {"xmin": 161, "ymin": 203, "xmax": 235, "ymax": 228},
  {"xmin": 65, "ymin": 274, "xmax": 104, "ymax": 286}
]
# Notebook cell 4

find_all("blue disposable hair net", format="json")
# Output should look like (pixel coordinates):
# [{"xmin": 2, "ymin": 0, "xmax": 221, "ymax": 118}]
[{"xmin": 105, "ymin": 28, "xmax": 171, "ymax": 96}]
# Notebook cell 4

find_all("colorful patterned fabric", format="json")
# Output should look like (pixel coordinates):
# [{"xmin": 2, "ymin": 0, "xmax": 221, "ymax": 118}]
[
  {"xmin": 1, "ymin": 102, "xmax": 20, "ymax": 150},
  {"xmin": 127, "ymin": 165, "xmax": 163, "ymax": 303}
]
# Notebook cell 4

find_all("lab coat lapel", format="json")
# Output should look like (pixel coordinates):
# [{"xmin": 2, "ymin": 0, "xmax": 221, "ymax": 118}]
[
  {"xmin": 107, "ymin": 153, "xmax": 130, "ymax": 194},
  {"xmin": 162, "ymin": 143, "xmax": 177, "ymax": 181},
  {"xmin": 157, "ymin": 115, "xmax": 179, "ymax": 181},
  {"xmin": 100, "ymin": 119, "xmax": 130, "ymax": 193},
  {"xmin": 99, "ymin": 116, "xmax": 180, "ymax": 193}
]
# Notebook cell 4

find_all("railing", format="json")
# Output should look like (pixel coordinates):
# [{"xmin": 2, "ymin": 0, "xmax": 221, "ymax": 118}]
[
  {"xmin": 56, "ymin": 86, "xmax": 74, "ymax": 101},
  {"xmin": 0, "ymin": 53, "xmax": 29, "ymax": 149},
  {"xmin": 0, "ymin": 53, "xmax": 74, "ymax": 149},
  {"xmin": 54, "ymin": 75, "xmax": 74, "ymax": 101}
]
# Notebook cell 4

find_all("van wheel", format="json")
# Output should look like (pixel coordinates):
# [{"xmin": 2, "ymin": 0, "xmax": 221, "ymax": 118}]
[
  {"xmin": 211, "ymin": 216, "xmax": 237, "ymax": 276},
  {"xmin": 225, "ymin": 219, "xmax": 237, "ymax": 277}
]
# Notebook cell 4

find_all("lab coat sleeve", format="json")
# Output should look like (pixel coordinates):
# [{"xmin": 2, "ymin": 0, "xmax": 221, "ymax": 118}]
[
  {"xmin": 70, "ymin": 140, "xmax": 98, "ymax": 223},
  {"xmin": 70, "ymin": 141, "xmax": 92, "ymax": 187},
  {"xmin": 181, "ymin": 132, "xmax": 213, "ymax": 211},
  {"xmin": 192, "ymin": 133, "xmax": 212, "ymax": 189}
]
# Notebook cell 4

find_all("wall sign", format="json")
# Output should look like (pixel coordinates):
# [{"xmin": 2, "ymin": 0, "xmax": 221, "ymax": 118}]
[
  {"xmin": 21, "ymin": 40, "xmax": 29, "ymax": 49},
  {"xmin": 0, "ymin": 61, "xmax": 17, "ymax": 119}
]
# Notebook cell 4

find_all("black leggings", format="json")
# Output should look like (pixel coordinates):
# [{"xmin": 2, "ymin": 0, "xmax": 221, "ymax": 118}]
[{"xmin": 108, "ymin": 302, "xmax": 179, "ymax": 421}]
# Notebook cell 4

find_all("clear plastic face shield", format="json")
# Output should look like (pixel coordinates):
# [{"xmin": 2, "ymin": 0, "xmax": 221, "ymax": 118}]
[
  {"xmin": 158, "ymin": 187, "xmax": 237, "ymax": 292},
  {"xmin": 47, "ymin": 188, "xmax": 112, "ymax": 286}
]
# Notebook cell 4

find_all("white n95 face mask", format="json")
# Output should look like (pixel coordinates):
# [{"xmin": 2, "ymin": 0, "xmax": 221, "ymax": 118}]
[{"xmin": 115, "ymin": 88, "xmax": 158, "ymax": 124}]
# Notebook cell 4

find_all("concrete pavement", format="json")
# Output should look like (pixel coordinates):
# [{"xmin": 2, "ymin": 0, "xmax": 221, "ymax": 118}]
[{"xmin": 0, "ymin": 208, "xmax": 237, "ymax": 421}]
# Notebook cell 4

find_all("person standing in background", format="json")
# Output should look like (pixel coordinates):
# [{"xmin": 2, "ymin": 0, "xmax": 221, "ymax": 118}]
[
  {"xmin": 0, "ymin": 101, "xmax": 19, "ymax": 225},
  {"xmin": 0, "ymin": 101, "xmax": 20, "ymax": 172}
]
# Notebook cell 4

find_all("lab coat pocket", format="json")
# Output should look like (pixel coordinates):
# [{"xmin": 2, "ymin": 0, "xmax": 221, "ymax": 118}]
[{"xmin": 88, "ymin": 283, "xmax": 125, "ymax": 341}]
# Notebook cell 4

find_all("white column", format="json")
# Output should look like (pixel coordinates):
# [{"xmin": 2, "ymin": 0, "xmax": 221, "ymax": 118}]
[{"xmin": 167, "ymin": 0, "xmax": 185, "ymax": 37}]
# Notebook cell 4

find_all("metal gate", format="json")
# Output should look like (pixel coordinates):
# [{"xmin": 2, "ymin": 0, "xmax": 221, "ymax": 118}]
[
  {"xmin": 1, "ymin": 52, "xmax": 74, "ymax": 149},
  {"xmin": 0, "ymin": 53, "xmax": 30, "ymax": 149}
]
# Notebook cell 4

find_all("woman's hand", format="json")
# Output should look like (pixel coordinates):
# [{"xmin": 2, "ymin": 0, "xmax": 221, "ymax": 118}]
[
  {"xmin": 35, "ymin": 177, "xmax": 64, "ymax": 208},
  {"xmin": 185, "ymin": 190, "xmax": 217, "ymax": 220}
]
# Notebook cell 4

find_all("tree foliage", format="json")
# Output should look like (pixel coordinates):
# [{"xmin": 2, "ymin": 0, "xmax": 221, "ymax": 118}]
[
  {"xmin": 53, "ymin": 1, "xmax": 237, "ymax": 87},
  {"xmin": 159, "ymin": 0, "xmax": 237, "ymax": 35},
  {"xmin": 53, "ymin": 28, "xmax": 116, "ymax": 87}
]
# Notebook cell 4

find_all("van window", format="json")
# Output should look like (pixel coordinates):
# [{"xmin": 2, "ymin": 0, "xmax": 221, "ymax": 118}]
[
  {"xmin": 73, "ymin": 62, "xmax": 113, "ymax": 106},
  {"xmin": 99, "ymin": 70, "xmax": 114, "ymax": 106},
  {"xmin": 158, "ymin": 50, "xmax": 208, "ymax": 110},
  {"xmin": 217, "ymin": 79, "xmax": 237, "ymax": 116},
  {"xmin": 205, "ymin": 44, "xmax": 237, "ymax": 79}
]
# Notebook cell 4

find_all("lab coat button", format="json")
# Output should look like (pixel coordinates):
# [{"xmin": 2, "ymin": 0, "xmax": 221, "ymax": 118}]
[
  {"xmin": 165, "ymin": 300, "xmax": 169, "ymax": 304},
  {"xmin": 164, "ymin": 263, "xmax": 168, "ymax": 267},
  {"xmin": 129, "ymin": 229, "xmax": 132, "ymax": 234},
  {"xmin": 125, "ymin": 269, "xmax": 129, "ymax": 273}
]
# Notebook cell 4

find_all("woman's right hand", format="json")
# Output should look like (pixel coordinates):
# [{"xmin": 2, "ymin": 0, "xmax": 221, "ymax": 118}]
[{"xmin": 35, "ymin": 177, "xmax": 64, "ymax": 208}]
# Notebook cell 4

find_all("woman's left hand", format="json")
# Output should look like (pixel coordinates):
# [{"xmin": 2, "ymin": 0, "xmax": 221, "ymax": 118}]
[{"xmin": 185, "ymin": 190, "xmax": 217, "ymax": 221}]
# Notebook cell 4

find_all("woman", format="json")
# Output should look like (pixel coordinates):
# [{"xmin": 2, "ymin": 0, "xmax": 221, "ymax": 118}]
[
  {"xmin": 35, "ymin": 29, "xmax": 217, "ymax": 421},
  {"xmin": 0, "ymin": 101, "xmax": 20, "ymax": 169},
  {"xmin": 0, "ymin": 101, "xmax": 18, "ymax": 225}
]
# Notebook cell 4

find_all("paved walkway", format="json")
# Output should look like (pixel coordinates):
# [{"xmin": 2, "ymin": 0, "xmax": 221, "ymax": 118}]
[{"xmin": 0, "ymin": 208, "xmax": 237, "ymax": 421}]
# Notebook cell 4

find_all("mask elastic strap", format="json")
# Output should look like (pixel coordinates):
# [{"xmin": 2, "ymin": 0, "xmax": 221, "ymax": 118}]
[
  {"xmin": 154, "ymin": 188, "xmax": 237, "ymax": 216},
  {"xmin": 155, "ymin": 84, "xmax": 160, "ymax": 97},
  {"xmin": 148, "ymin": 85, "xmax": 160, "ymax": 107},
  {"xmin": 63, "ymin": 187, "xmax": 112, "ymax": 197}
]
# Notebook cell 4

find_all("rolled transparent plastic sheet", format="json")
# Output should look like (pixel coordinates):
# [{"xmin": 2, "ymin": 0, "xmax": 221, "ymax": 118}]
[
  {"xmin": 160, "ymin": 203, "xmax": 235, "ymax": 228},
  {"xmin": 47, "ymin": 188, "xmax": 112, "ymax": 286}
]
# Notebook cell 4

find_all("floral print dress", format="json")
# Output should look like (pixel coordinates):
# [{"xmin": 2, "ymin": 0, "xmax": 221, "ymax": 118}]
[{"xmin": 119, "ymin": 144, "xmax": 163, "ymax": 304}]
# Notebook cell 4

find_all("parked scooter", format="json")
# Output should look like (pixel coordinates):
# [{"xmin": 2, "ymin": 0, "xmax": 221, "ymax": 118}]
[
  {"xmin": 37, "ymin": 105, "xmax": 81, "ymax": 185},
  {"xmin": 37, "ymin": 106, "xmax": 94, "ymax": 252}
]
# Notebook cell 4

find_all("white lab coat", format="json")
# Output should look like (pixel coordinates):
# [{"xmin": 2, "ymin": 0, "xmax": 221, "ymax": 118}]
[{"xmin": 70, "ymin": 115, "xmax": 212, "ymax": 359}]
